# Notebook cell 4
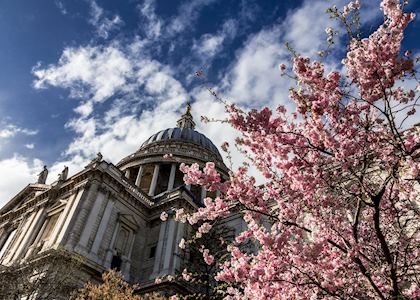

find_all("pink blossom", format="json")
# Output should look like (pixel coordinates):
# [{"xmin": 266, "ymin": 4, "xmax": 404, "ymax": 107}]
[
  {"xmin": 202, "ymin": 248, "xmax": 214, "ymax": 265},
  {"xmin": 182, "ymin": 269, "xmax": 192, "ymax": 281},
  {"xmin": 179, "ymin": 238, "xmax": 186, "ymax": 249},
  {"xmin": 160, "ymin": 211, "xmax": 168, "ymax": 221},
  {"xmin": 198, "ymin": 222, "xmax": 212, "ymax": 234},
  {"xmin": 343, "ymin": 0, "xmax": 360, "ymax": 16},
  {"xmin": 154, "ymin": 277, "xmax": 162, "ymax": 284},
  {"xmin": 278, "ymin": 63, "xmax": 286, "ymax": 72}
]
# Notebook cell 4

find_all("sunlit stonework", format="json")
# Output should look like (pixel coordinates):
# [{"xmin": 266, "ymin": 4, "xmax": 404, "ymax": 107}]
[{"xmin": 0, "ymin": 106, "xmax": 242, "ymax": 295}]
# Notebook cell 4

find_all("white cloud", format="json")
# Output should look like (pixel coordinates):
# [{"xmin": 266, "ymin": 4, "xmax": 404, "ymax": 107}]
[
  {"xmin": 74, "ymin": 101, "xmax": 94, "ymax": 117},
  {"xmin": 219, "ymin": 25, "xmax": 294, "ymax": 110},
  {"xmin": 193, "ymin": 19, "xmax": 237, "ymax": 60},
  {"xmin": 137, "ymin": 0, "xmax": 217, "ymax": 42},
  {"xmin": 33, "ymin": 45, "xmax": 133, "ymax": 106},
  {"xmin": 88, "ymin": 0, "xmax": 123, "ymax": 39},
  {"xmin": 167, "ymin": 0, "xmax": 217, "ymax": 36},
  {"xmin": 62, "ymin": 62, "xmax": 188, "ymax": 163},
  {"xmin": 32, "ymin": 38, "xmax": 188, "ymax": 163},
  {"xmin": 24, "ymin": 144, "xmax": 34, "ymax": 149},
  {"xmin": 137, "ymin": 0, "xmax": 163, "ymax": 40},
  {"xmin": 0, "ymin": 155, "xmax": 43, "ymax": 207},
  {"xmin": 0, "ymin": 124, "xmax": 38, "ymax": 139},
  {"xmin": 283, "ymin": 0, "xmax": 343, "ymax": 57},
  {"xmin": 55, "ymin": 0, "xmax": 67, "ymax": 15}
]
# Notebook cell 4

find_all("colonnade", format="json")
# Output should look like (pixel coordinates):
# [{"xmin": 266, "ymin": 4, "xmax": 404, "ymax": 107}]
[{"xmin": 124, "ymin": 163, "xmax": 207, "ymax": 201}]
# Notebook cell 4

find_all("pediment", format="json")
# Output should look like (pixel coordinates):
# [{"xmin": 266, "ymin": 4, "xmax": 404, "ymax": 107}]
[
  {"xmin": 118, "ymin": 213, "xmax": 139, "ymax": 231},
  {"xmin": 47, "ymin": 198, "xmax": 68, "ymax": 213},
  {"xmin": 0, "ymin": 184, "xmax": 50, "ymax": 215}
]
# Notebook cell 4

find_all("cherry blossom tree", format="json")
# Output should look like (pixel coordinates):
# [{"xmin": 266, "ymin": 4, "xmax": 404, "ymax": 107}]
[{"xmin": 176, "ymin": 1, "xmax": 420, "ymax": 299}]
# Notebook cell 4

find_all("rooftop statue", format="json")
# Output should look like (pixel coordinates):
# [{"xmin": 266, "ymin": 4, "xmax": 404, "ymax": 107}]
[{"xmin": 37, "ymin": 165, "xmax": 48, "ymax": 184}]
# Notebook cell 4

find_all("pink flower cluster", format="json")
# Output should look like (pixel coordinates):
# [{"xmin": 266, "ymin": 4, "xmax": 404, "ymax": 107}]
[
  {"xmin": 202, "ymin": 248, "xmax": 214, "ymax": 265},
  {"xmin": 343, "ymin": 0, "xmax": 415, "ymax": 103},
  {"xmin": 343, "ymin": 0, "xmax": 360, "ymax": 16}
]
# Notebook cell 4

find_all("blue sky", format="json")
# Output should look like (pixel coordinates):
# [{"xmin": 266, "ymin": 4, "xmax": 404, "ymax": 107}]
[{"xmin": 0, "ymin": 0, "xmax": 419, "ymax": 204}]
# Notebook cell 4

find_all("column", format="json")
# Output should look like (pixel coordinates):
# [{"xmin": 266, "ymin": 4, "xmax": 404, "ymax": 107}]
[
  {"xmin": 201, "ymin": 187, "xmax": 206, "ymax": 202},
  {"xmin": 148, "ymin": 165, "xmax": 160, "ymax": 196},
  {"xmin": 162, "ymin": 219, "xmax": 176, "ymax": 273},
  {"xmin": 75, "ymin": 191, "xmax": 106, "ymax": 254},
  {"xmin": 167, "ymin": 164, "xmax": 176, "ymax": 191},
  {"xmin": 172, "ymin": 222, "xmax": 185, "ymax": 272},
  {"xmin": 66, "ymin": 181, "xmax": 99, "ymax": 249},
  {"xmin": 0, "ymin": 227, "xmax": 8, "ymax": 249},
  {"xmin": 122, "ymin": 231, "xmax": 136, "ymax": 280},
  {"xmin": 7, "ymin": 211, "xmax": 37, "ymax": 262},
  {"xmin": 104, "ymin": 222, "xmax": 120, "ymax": 267},
  {"xmin": 56, "ymin": 189, "xmax": 84, "ymax": 246},
  {"xmin": 47, "ymin": 193, "xmax": 77, "ymax": 247},
  {"xmin": 90, "ymin": 198, "xmax": 114, "ymax": 255},
  {"xmin": 25, "ymin": 215, "xmax": 48, "ymax": 258},
  {"xmin": 12, "ymin": 208, "xmax": 45, "ymax": 261},
  {"xmin": 151, "ymin": 220, "xmax": 167, "ymax": 277},
  {"xmin": 135, "ymin": 166, "xmax": 143, "ymax": 187}
]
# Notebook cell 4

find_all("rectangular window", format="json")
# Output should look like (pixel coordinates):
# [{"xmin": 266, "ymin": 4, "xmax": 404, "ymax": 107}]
[
  {"xmin": 190, "ymin": 185, "xmax": 202, "ymax": 203},
  {"xmin": 139, "ymin": 164, "xmax": 154, "ymax": 193},
  {"xmin": 129, "ymin": 167, "xmax": 139, "ymax": 184},
  {"xmin": 206, "ymin": 190, "xmax": 217, "ymax": 199},
  {"xmin": 173, "ymin": 165, "xmax": 185, "ymax": 189},
  {"xmin": 39, "ymin": 213, "xmax": 60, "ymax": 242},
  {"xmin": 155, "ymin": 164, "xmax": 172, "ymax": 195},
  {"xmin": 114, "ymin": 227, "xmax": 130, "ymax": 255},
  {"xmin": 149, "ymin": 245, "xmax": 157, "ymax": 258}
]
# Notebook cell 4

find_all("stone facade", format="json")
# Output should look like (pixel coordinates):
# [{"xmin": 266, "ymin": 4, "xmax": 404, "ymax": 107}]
[{"xmin": 0, "ymin": 108, "xmax": 244, "ymax": 295}]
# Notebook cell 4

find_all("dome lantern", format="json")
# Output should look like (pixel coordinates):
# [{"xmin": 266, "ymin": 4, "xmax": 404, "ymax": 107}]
[{"xmin": 176, "ymin": 103, "xmax": 196, "ymax": 129}]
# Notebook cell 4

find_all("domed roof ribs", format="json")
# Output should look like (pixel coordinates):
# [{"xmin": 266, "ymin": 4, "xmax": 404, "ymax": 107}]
[
  {"xmin": 134, "ymin": 103, "xmax": 224, "ymax": 161},
  {"xmin": 176, "ymin": 103, "xmax": 196, "ymax": 129}
]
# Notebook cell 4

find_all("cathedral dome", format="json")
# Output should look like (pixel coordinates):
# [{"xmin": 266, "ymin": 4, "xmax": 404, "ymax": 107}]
[
  {"xmin": 117, "ymin": 103, "xmax": 226, "ymax": 167},
  {"xmin": 140, "ymin": 127, "xmax": 222, "ymax": 160},
  {"xmin": 116, "ymin": 104, "xmax": 228, "ymax": 199}
]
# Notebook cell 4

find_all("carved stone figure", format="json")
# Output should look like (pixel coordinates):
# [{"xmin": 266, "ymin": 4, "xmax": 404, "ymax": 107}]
[
  {"xmin": 58, "ymin": 166, "xmax": 68, "ymax": 181},
  {"xmin": 95, "ymin": 152, "xmax": 103, "ymax": 163},
  {"xmin": 37, "ymin": 166, "xmax": 48, "ymax": 184}
]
